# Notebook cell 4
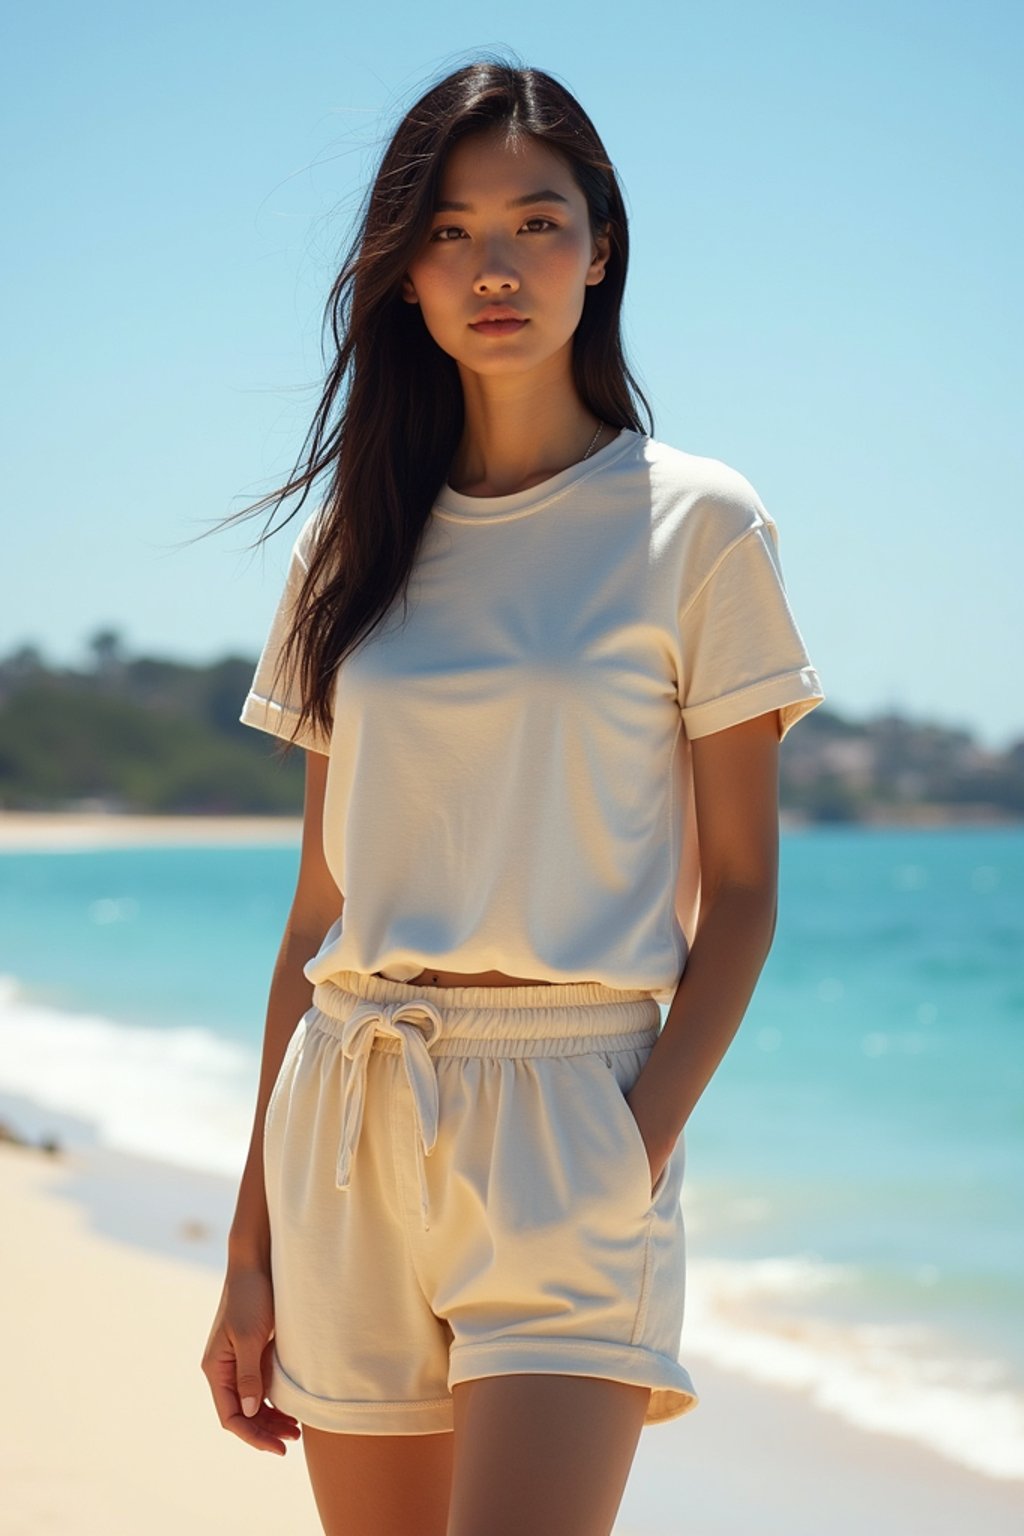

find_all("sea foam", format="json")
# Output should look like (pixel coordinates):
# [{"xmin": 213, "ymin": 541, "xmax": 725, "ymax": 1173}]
[
  {"xmin": 686, "ymin": 1254, "xmax": 1024, "ymax": 1481},
  {"xmin": 0, "ymin": 974, "xmax": 255, "ymax": 1177}
]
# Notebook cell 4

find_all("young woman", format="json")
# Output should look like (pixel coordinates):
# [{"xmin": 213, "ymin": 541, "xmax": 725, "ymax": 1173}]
[{"xmin": 202, "ymin": 57, "xmax": 825, "ymax": 1536}]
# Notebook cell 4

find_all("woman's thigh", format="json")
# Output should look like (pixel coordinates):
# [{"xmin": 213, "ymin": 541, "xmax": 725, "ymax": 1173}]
[
  {"xmin": 301, "ymin": 1425, "xmax": 454, "ymax": 1536},
  {"xmin": 448, "ymin": 1373, "xmax": 650, "ymax": 1536}
]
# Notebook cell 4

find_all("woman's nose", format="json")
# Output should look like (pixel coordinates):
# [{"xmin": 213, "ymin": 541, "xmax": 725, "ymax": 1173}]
[
  {"xmin": 473, "ymin": 245, "xmax": 520, "ymax": 294},
  {"xmin": 474, "ymin": 272, "xmax": 519, "ymax": 293}
]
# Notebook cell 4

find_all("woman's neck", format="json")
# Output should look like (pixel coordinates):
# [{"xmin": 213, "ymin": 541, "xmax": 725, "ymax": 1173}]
[{"xmin": 449, "ymin": 379, "xmax": 608, "ymax": 497}]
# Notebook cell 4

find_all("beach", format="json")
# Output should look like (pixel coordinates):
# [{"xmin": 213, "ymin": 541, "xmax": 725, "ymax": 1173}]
[
  {"xmin": 1, "ymin": 813, "xmax": 1022, "ymax": 1532},
  {"xmin": 1, "ymin": 1132, "xmax": 1020, "ymax": 1535},
  {"xmin": 0, "ymin": 810, "xmax": 304, "ymax": 851}
]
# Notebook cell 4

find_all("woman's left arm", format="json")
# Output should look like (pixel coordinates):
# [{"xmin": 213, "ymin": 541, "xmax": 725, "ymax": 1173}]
[{"xmin": 628, "ymin": 709, "xmax": 782, "ymax": 1180}]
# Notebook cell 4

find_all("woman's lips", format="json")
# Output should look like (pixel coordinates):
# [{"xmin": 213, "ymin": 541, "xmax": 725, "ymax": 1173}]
[{"xmin": 469, "ymin": 319, "xmax": 528, "ymax": 335}]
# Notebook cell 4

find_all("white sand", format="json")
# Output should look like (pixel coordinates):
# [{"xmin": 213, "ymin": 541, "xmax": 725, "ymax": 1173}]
[
  {"xmin": 0, "ymin": 809, "xmax": 825, "ymax": 853},
  {"xmin": 1, "ymin": 1138, "xmax": 1020, "ymax": 1535},
  {"xmin": 0, "ymin": 1142, "xmax": 320, "ymax": 1535},
  {"xmin": 0, "ymin": 811, "xmax": 302, "ymax": 850}
]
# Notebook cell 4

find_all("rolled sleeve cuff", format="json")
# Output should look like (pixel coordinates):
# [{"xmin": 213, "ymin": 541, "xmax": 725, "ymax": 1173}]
[
  {"xmin": 681, "ymin": 666, "xmax": 825, "ymax": 742},
  {"xmin": 239, "ymin": 692, "xmax": 331, "ymax": 755}
]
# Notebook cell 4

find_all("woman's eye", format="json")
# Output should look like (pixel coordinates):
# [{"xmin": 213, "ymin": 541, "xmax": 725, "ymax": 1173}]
[{"xmin": 429, "ymin": 217, "xmax": 557, "ymax": 243}]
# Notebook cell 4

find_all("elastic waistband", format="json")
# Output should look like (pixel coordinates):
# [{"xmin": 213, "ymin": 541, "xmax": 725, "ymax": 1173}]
[{"xmin": 309, "ymin": 971, "xmax": 662, "ymax": 1058}]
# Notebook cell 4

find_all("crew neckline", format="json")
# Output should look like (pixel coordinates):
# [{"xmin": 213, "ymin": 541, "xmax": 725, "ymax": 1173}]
[{"xmin": 434, "ymin": 427, "xmax": 643, "ymax": 523}]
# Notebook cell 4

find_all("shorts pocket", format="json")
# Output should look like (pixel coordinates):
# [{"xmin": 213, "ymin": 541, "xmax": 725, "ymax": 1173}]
[
  {"xmin": 596, "ymin": 1048, "xmax": 668, "ymax": 1215},
  {"xmin": 262, "ymin": 1008, "xmax": 312, "ymax": 1159}
]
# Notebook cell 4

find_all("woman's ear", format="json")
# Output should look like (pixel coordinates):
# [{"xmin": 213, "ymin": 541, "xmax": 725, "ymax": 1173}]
[
  {"xmin": 401, "ymin": 274, "xmax": 419, "ymax": 305},
  {"xmin": 586, "ymin": 225, "xmax": 612, "ymax": 286}
]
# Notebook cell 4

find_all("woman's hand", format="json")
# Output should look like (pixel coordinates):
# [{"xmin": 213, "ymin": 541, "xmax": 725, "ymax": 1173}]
[{"xmin": 201, "ymin": 1264, "xmax": 301, "ymax": 1455}]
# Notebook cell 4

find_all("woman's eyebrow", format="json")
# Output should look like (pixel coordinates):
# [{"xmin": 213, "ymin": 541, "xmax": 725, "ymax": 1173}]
[{"xmin": 434, "ymin": 189, "xmax": 570, "ymax": 213}]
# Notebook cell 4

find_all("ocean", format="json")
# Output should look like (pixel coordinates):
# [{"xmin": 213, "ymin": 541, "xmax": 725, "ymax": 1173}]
[{"xmin": 1, "ymin": 825, "xmax": 1021, "ymax": 1482}]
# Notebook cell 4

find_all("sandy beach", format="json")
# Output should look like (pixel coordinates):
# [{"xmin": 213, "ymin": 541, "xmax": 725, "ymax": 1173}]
[
  {"xmin": 0, "ymin": 1138, "xmax": 320, "ymax": 1535},
  {"xmin": 0, "ymin": 810, "xmax": 303, "ymax": 851},
  {"xmin": 0, "ymin": 807, "xmax": 834, "ymax": 853},
  {"xmin": 1, "ymin": 1132, "xmax": 1020, "ymax": 1536}
]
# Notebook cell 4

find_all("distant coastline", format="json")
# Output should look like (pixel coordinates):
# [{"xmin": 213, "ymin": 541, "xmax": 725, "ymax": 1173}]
[
  {"xmin": 2, "ymin": 641, "xmax": 1023, "ymax": 825},
  {"xmin": 781, "ymin": 803, "xmax": 1021, "ymax": 828}
]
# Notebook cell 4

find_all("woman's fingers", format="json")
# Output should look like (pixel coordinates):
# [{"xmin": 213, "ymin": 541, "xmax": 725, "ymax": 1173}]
[
  {"xmin": 261, "ymin": 1404, "xmax": 303, "ymax": 1438},
  {"xmin": 202, "ymin": 1268, "xmax": 302, "ymax": 1452},
  {"xmin": 205, "ymin": 1350, "xmax": 300, "ymax": 1453},
  {"xmin": 234, "ymin": 1329, "xmax": 266, "ymax": 1419},
  {"xmin": 202, "ymin": 1332, "xmax": 300, "ymax": 1453},
  {"xmin": 227, "ymin": 1401, "xmax": 301, "ymax": 1455}
]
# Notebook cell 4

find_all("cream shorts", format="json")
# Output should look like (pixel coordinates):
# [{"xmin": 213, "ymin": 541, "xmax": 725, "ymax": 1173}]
[{"xmin": 263, "ymin": 969, "xmax": 699, "ymax": 1435}]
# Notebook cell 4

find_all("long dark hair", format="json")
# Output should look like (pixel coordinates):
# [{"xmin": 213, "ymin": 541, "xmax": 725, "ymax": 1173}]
[{"xmin": 225, "ymin": 55, "xmax": 654, "ymax": 748}]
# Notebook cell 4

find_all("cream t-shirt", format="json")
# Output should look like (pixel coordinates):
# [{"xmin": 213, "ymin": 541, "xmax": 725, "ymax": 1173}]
[{"xmin": 241, "ymin": 428, "xmax": 825, "ymax": 1002}]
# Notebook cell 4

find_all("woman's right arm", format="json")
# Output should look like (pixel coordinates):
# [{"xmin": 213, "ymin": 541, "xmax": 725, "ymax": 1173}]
[{"xmin": 201, "ymin": 748, "xmax": 340, "ymax": 1454}]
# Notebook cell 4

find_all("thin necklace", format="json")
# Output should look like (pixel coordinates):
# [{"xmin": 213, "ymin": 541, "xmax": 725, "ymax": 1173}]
[
  {"xmin": 449, "ymin": 423, "xmax": 609, "ymax": 494},
  {"xmin": 581, "ymin": 421, "xmax": 606, "ymax": 461}
]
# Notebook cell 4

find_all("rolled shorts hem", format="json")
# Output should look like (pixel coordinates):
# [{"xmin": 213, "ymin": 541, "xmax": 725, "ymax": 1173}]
[
  {"xmin": 449, "ymin": 1336, "xmax": 700, "ymax": 1426},
  {"xmin": 269, "ymin": 1357, "xmax": 455, "ymax": 1436}
]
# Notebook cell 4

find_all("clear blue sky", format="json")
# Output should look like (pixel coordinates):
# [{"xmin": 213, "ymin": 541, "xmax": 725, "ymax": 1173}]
[{"xmin": 3, "ymin": 0, "xmax": 1021, "ymax": 750}]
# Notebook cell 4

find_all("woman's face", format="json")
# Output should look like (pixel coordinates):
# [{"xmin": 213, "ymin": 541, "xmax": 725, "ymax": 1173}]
[{"xmin": 402, "ymin": 127, "xmax": 610, "ymax": 380}]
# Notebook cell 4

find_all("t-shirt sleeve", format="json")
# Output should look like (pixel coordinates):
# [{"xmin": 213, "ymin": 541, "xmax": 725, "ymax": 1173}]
[
  {"xmin": 239, "ymin": 510, "xmax": 332, "ymax": 755},
  {"xmin": 678, "ymin": 517, "xmax": 825, "ymax": 742}
]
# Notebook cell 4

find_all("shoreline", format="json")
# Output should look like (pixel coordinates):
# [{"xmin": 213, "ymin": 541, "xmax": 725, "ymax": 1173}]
[
  {"xmin": 0, "ymin": 809, "xmax": 303, "ymax": 849},
  {"xmin": 1, "ymin": 1128, "xmax": 1021, "ymax": 1533},
  {"xmin": 0, "ymin": 808, "xmax": 1019, "ymax": 853}
]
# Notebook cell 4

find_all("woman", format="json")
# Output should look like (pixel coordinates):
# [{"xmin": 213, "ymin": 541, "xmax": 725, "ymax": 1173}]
[{"xmin": 202, "ymin": 57, "xmax": 825, "ymax": 1536}]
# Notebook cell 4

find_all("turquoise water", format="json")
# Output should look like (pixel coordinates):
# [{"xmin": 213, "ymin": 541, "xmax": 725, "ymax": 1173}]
[{"xmin": 1, "ymin": 826, "xmax": 1022, "ymax": 1478}]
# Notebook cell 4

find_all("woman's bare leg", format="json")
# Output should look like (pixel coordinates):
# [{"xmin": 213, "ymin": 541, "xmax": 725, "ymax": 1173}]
[
  {"xmin": 301, "ymin": 1425, "xmax": 454, "ymax": 1536},
  {"xmin": 447, "ymin": 1374, "xmax": 650, "ymax": 1536}
]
